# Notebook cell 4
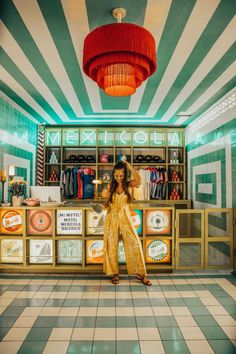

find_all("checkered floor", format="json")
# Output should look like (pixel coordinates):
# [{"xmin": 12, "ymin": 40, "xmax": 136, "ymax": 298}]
[{"xmin": 0, "ymin": 271, "xmax": 236, "ymax": 354}]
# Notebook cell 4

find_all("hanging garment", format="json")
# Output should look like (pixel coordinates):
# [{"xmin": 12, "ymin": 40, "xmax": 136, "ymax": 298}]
[
  {"xmin": 72, "ymin": 168, "xmax": 78, "ymax": 198},
  {"xmin": 103, "ymin": 191, "xmax": 146, "ymax": 276},
  {"xmin": 77, "ymin": 169, "xmax": 84, "ymax": 199},
  {"xmin": 83, "ymin": 168, "xmax": 95, "ymax": 199}
]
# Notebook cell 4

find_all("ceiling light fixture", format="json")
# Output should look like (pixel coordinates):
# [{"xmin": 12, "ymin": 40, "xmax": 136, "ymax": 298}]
[{"xmin": 83, "ymin": 8, "xmax": 156, "ymax": 97}]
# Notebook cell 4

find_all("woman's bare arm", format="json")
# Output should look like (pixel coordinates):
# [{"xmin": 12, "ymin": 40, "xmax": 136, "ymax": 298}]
[
  {"xmin": 102, "ymin": 183, "xmax": 111, "ymax": 207},
  {"xmin": 124, "ymin": 161, "xmax": 141, "ymax": 188}
]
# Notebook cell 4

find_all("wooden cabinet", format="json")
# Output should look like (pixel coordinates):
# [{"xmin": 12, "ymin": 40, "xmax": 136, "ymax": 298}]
[{"xmin": 0, "ymin": 205, "xmax": 175, "ymax": 273}]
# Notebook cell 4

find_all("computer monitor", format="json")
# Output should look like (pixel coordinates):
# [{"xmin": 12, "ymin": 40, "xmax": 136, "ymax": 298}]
[{"xmin": 30, "ymin": 186, "xmax": 61, "ymax": 202}]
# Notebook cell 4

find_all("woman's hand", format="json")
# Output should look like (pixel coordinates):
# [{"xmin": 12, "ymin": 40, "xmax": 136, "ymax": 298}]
[
  {"xmin": 104, "ymin": 200, "xmax": 110, "ymax": 208},
  {"xmin": 121, "ymin": 155, "xmax": 131, "ymax": 169}
]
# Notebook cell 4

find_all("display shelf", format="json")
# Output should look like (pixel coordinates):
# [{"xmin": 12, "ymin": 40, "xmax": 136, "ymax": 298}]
[
  {"xmin": 169, "ymin": 181, "xmax": 185, "ymax": 184},
  {"xmin": 43, "ymin": 127, "xmax": 186, "ymax": 200},
  {"xmin": 133, "ymin": 163, "xmax": 167, "ymax": 166},
  {"xmin": 0, "ymin": 205, "xmax": 175, "ymax": 273}
]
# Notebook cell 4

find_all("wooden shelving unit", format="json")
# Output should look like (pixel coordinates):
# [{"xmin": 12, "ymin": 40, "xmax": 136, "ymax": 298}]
[
  {"xmin": 44, "ymin": 127, "xmax": 186, "ymax": 200},
  {"xmin": 0, "ymin": 205, "xmax": 175, "ymax": 273}
]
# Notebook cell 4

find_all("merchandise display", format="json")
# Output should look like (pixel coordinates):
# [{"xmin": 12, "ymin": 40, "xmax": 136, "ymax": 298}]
[
  {"xmin": 27, "ymin": 209, "xmax": 53, "ymax": 235},
  {"xmin": 44, "ymin": 127, "xmax": 186, "ymax": 200},
  {"xmin": 145, "ymin": 239, "xmax": 171, "ymax": 263},
  {"xmin": 1, "ymin": 239, "xmax": 23, "ymax": 263},
  {"xmin": 29, "ymin": 239, "xmax": 53, "ymax": 264},
  {"xmin": 145, "ymin": 209, "xmax": 171, "ymax": 235},
  {"xmin": 0, "ymin": 205, "xmax": 176, "ymax": 272},
  {"xmin": 57, "ymin": 239, "xmax": 82, "ymax": 264},
  {"xmin": 86, "ymin": 240, "xmax": 104, "ymax": 264},
  {"xmin": 0, "ymin": 209, "xmax": 23, "ymax": 234}
]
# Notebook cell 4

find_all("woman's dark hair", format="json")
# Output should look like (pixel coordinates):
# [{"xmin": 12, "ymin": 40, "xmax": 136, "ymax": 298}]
[{"xmin": 108, "ymin": 161, "xmax": 131, "ymax": 204}]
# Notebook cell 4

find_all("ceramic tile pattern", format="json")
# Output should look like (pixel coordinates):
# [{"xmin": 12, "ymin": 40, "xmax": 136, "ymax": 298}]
[
  {"xmin": 186, "ymin": 89, "xmax": 236, "ymax": 208},
  {"xmin": 0, "ymin": 97, "xmax": 37, "ymax": 201},
  {"xmin": 0, "ymin": 271, "xmax": 235, "ymax": 354}
]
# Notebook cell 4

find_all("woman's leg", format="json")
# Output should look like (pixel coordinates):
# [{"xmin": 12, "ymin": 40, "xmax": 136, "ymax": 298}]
[
  {"xmin": 103, "ymin": 213, "xmax": 120, "ymax": 278},
  {"xmin": 120, "ymin": 214, "xmax": 152, "ymax": 286},
  {"xmin": 120, "ymin": 214, "xmax": 146, "ymax": 276}
]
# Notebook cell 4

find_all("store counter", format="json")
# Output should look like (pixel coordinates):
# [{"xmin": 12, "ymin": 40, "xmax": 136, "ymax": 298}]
[{"xmin": 0, "ymin": 203, "xmax": 177, "ymax": 273}]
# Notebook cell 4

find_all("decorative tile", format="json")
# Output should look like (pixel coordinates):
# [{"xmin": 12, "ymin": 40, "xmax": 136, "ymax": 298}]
[{"xmin": 185, "ymin": 340, "xmax": 214, "ymax": 354}]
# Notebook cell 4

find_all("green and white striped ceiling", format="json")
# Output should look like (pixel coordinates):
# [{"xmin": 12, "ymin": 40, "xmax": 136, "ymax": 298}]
[{"xmin": 0, "ymin": 0, "xmax": 235, "ymax": 126}]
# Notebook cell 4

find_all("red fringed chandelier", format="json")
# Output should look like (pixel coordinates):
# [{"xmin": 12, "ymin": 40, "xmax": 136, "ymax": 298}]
[{"xmin": 83, "ymin": 8, "xmax": 156, "ymax": 97}]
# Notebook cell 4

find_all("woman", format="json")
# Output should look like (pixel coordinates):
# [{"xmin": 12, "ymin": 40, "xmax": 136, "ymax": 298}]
[{"xmin": 102, "ymin": 160, "xmax": 152, "ymax": 286}]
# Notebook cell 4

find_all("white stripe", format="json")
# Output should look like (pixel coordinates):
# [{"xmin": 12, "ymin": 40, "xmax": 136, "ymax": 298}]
[
  {"xmin": 161, "ymin": 16, "xmax": 236, "ymax": 122},
  {"xmin": 129, "ymin": 0, "xmax": 172, "ymax": 112},
  {"xmin": 61, "ymin": 0, "xmax": 102, "ymax": 112},
  {"xmin": 177, "ymin": 61, "xmax": 236, "ymax": 125},
  {"xmin": 0, "ymin": 91, "xmax": 39, "ymax": 125},
  {"xmin": 193, "ymin": 162, "xmax": 220, "ymax": 208},
  {"xmin": 197, "ymin": 183, "xmax": 213, "ymax": 194},
  {"xmin": 0, "ymin": 21, "xmax": 71, "ymax": 122},
  {"xmin": 13, "ymin": 0, "xmax": 84, "ymax": 117},
  {"xmin": 146, "ymin": 0, "xmax": 220, "ymax": 117},
  {"xmin": 188, "ymin": 135, "xmax": 232, "ymax": 207},
  {"xmin": 0, "ymin": 66, "xmax": 56, "ymax": 124},
  {"xmin": 0, "ymin": 129, "xmax": 35, "ymax": 154},
  {"xmin": 62, "ymin": 0, "xmax": 130, "ymax": 113},
  {"xmin": 186, "ymin": 88, "xmax": 236, "ymax": 143}
]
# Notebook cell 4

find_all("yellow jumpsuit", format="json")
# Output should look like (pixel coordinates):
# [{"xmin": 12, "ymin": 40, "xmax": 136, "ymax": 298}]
[{"xmin": 103, "ymin": 191, "xmax": 147, "ymax": 276}]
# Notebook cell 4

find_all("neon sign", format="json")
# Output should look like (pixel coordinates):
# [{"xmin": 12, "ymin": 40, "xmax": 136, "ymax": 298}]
[{"xmin": 45, "ymin": 128, "xmax": 183, "ymax": 147}]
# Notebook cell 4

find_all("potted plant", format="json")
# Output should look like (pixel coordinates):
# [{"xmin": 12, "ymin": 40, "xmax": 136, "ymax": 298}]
[{"xmin": 8, "ymin": 179, "xmax": 27, "ymax": 207}]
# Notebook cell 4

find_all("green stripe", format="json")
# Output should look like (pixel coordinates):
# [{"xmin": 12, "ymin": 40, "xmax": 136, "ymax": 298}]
[
  {"xmin": 183, "ymin": 81, "xmax": 236, "ymax": 128},
  {"xmin": 1, "ymin": 0, "xmax": 77, "ymax": 119},
  {"xmin": 38, "ymin": 0, "xmax": 92, "ymax": 115},
  {"xmin": 186, "ymin": 118, "xmax": 236, "ymax": 151},
  {"xmin": 190, "ymin": 149, "xmax": 226, "ymax": 207},
  {"xmin": 138, "ymin": 0, "xmax": 196, "ymax": 115},
  {"xmin": 86, "ymin": 0, "xmax": 147, "ymax": 29},
  {"xmin": 187, "ymin": 118, "xmax": 236, "ymax": 208},
  {"xmin": 0, "ymin": 97, "xmax": 38, "ymax": 146},
  {"xmin": 196, "ymin": 173, "xmax": 217, "ymax": 205},
  {"xmin": 158, "ymin": 0, "xmax": 236, "ymax": 121},
  {"xmin": 0, "ymin": 80, "xmax": 48, "ymax": 124},
  {"xmin": 86, "ymin": 0, "xmax": 148, "ymax": 110},
  {"xmin": 100, "ymin": 91, "xmax": 131, "ymax": 111},
  {"xmin": 0, "ymin": 143, "xmax": 34, "ymax": 186},
  {"xmin": 169, "ymin": 44, "xmax": 236, "ymax": 125},
  {"xmin": 0, "ymin": 48, "xmax": 63, "ymax": 124}
]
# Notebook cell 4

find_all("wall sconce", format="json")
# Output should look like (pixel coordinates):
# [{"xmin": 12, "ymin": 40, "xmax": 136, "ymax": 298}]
[
  {"xmin": 0, "ymin": 170, "xmax": 7, "ymax": 204},
  {"xmin": 8, "ymin": 165, "xmax": 15, "ymax": 180},
  {"xmin": 92, "ymin": 179, "xmax": 102, "ymax": 199}
]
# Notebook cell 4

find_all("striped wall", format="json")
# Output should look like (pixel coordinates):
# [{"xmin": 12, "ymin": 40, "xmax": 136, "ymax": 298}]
[
  {"xmin": 0, "ymin": 95, "xmax": 37, "ymax": 202},
  {"xmin": 186, "ymin": 87, "xmax": 236, "ymax": 209}
]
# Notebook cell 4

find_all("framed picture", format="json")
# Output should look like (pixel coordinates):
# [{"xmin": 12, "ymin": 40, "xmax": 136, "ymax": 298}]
[
  {"xmin": 0, "ymin": 209, "xmax": 23, "ymax": 235},
  {"xmin": 145, "ymin": 239, "xmax": 171, "ymax": 263},
  {"xmin": 1, "ymin": 239, "xmax": 23, "ymax": 263},
  {"xmin": 29, "ymin": 239, "xmax": 53, "ymax": 264},
  {"xmin": 27, "ymin": 210, "xmax": 53, "ymax": 235},
  {"xmin": 57, "ymin": 239, "xmax": 82, "ymax": 264},
  {"xmin": 86, "ymin": 210, "xmax": 107, "ymax": 235},
  {"xmin": 145, "ymin": 210, "xmax": 171, "ymax": 235},
  {"xmin": 130, "ymin": 209, "xmax": 143, "ymax": 235},
  {"xmin": 57, "ymin": 210, "xmax": 82, "ymax": 235},
  {"xmin": 86, "ymin": 240, "xmax": 103, "ymax": 264}
]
